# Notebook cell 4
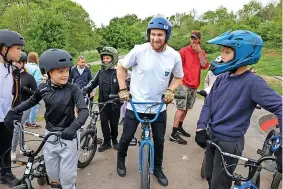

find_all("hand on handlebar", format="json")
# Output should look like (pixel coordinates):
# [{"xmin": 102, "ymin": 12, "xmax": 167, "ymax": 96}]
[
  {"xmin": 163, "ymin": 89, "xmax": 174, "ymax": 104},
  {"xmin": 118, "ymin": 89, "xmax": 130, "ymax": 102},
  {"xmin": 195, "ymin": 129, "xmax": 211, "ymax": 149},
  {"xmin": 4, "ymin": 110, "xmax": 22, "ymax": 130}
]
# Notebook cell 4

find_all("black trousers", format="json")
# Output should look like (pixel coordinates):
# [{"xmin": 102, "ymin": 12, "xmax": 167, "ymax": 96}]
[
  {"xmin": 99, "ymin": 104, "xmax": 120, "ymax": 143},
  {"xmin": 205, "ymin": 137, "xmax": 245, "ymax": 189},
  {"xmin": 118, "ymin": 109, "xmax": 167, "ymax": 168},
  {"xmin": 0, "ymin": 122, "xmax": 13, "ymax": 174}
]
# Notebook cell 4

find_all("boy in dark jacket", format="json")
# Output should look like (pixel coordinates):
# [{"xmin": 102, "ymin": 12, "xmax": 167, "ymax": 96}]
[
  {"xmin": 195, "ymin": 30, "xmax": 282, "ymax": 189},
  {"xmin": 83, "ymin": 47, "xmax": 121, "ymax": 152}
]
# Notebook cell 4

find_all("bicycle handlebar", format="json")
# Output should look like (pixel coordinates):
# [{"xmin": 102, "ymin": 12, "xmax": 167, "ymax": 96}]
[
  {"xmin": 109, "ymin": 94, "xmax": 185, "ymax": 123},
  {"xmin": 206, "ymin": 140, "xmax": 276, "ymax": 182},
  {"xmin": 14, "ymin": 121, "xmax": 63, "ymax": 157}
]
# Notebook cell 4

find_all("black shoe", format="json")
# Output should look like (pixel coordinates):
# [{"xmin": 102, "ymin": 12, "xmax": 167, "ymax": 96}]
[
  {"xmin": 153, "ymin": 167, "xmax": 168, "ymax": 186},
  {"xmin": 119, "ymin": 118, "xmax": 124, "ymax": 125},
  {"xmin": 98, "ymin": 142, "xmax": 112, "ymax": 152},
  {"xmin": 112, "ymin": 139, "xmax": 119, "ymax": 150},
  {"xmin": 170, "ymin": 132, "xmax": 187, "ymax": 145},
  {"xmin": 117, "ymin": 155, "xmax": 126, "ymax": 177},
  {"xmin": 0, "ymin": 172, "xmax": 19, "ymax": 187},
  {"xmin": 178, "ymin": 127, "xmax": 191, "ymax": 137}
]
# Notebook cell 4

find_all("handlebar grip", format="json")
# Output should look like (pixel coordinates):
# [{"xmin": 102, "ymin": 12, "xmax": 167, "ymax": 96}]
[
  {"xmin": 174, "ymin": 95, "xmax": 186, "ymax": 99},
  {"xmin": 109, "ymin": 94, "xmax": 119, "ymax": 99}
]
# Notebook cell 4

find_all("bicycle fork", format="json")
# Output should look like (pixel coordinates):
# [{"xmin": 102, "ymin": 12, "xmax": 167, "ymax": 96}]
[{"xmin": 139, "ymin": 125, "xmax": 155, "ymax": 174}]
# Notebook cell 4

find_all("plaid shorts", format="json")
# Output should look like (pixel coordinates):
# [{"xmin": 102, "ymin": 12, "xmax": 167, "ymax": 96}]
[{"xmin": 176, "ymin": 85, "xmax": 197, "ymax": 110}]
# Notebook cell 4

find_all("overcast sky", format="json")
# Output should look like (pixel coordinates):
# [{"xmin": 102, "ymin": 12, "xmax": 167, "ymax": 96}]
[{"xmin": 73, "ymin": 0, "xmax": 272, "ymax": 27}]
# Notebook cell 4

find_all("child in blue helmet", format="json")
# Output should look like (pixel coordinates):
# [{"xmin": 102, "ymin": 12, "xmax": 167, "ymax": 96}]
[{"xmin": 194, "ymin": 30, "xmax": 282, "ymax": 189}]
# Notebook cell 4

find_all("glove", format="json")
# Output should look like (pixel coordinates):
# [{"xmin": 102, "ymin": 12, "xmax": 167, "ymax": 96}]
[
  {"xmin": 118, "ymin": 89, "xmax": 130, "ymax": 102},
  {"xmin": 198, "ymin": 90, "xmax": 207, "ymax": 98},
  {"xmin": 195, "ymin": 129, "xmax": 210, "ymax": 149},
  {"xmin": 61, "ymin": 125, "xmax": 78, "ymax": 140},
  {"xmin": 164, "ymin": 89, "xmax": 174, "ymax": 104},
  {"xmin": 4, "ymin": 110, "xmax": 22, "ymax": 130},
  {"xmin": 274, "ymin": 146, "xmax": 282, "ymax": 173}
]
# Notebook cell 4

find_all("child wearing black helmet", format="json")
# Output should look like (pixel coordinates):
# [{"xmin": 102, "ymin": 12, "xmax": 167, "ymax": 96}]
[
  {"xmin": 195, "ymin": 30, "xmax": 282, "ymax": 189},
  {"xmin": 0, "ymin": 29, "xmax": 25, "ymax": 187},
  {"xmin": 5, "ymin": 48, "xmax": 89, "ymax": 189}
]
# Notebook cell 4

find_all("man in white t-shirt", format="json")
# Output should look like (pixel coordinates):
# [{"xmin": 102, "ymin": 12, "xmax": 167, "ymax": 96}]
[{"xmin": 116, "ymin": 16, "xmax": 183, "ymax": 187}]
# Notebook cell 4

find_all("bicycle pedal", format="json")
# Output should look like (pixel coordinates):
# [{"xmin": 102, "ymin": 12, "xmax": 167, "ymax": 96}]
[{"xmin": 257, "ymin": 149, "xmax": 264, "ymax": 156}]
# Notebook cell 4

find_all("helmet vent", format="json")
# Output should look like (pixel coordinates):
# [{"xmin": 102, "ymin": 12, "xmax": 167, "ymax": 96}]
[
  {"xmin": 59, "ymin": 59, "xmax": 66, "ymax": 62},
  {"xmin": 234, "ymin": 38, "xmax": 243, "ymax": 41}
]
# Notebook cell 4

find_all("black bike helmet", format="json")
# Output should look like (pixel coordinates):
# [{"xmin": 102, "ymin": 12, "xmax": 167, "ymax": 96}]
[
  {"xmin": 39, "ymin": 49, "xmax": 73, "ymax": 72},
  {"xmin": 0, "ymin": 29, "xmax": 25, "ymax": 64},
  {"xmin": 19, "ymin": 51, "xmax": 27, "ymax": 63}
]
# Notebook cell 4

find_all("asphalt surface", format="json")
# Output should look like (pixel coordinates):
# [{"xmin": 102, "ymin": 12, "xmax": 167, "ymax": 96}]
[{"xmin": 3, "ymin": 99, "xmax": 281, "ymax": 189}]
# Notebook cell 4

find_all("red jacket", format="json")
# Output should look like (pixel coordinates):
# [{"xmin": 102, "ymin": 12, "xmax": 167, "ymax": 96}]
[{"xmin": 180, "ymin": 45, "xmax": 209, "ymax": 89}]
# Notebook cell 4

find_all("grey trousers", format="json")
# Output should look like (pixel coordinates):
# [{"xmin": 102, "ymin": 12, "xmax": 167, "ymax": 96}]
[
  {"xmin": 11, "ymin": 109, "xmax": 31, "ymax": 152},
  {"xmin": 43, "ymin": 130, "xmax": 79, "ymax": 189}
]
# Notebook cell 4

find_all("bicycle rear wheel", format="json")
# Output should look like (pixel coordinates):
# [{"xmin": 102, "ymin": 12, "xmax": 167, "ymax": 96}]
[
  {"xmin": 141, "ymin": 145, "xmax": 150, "ymax": 189},
  {"xmin": 78, "ymin": 130, "xmax": 97, "ymax": 168}
]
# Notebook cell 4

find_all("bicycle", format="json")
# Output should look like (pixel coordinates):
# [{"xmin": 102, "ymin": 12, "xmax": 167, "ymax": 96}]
[
  {"xmin": 257, "ymin": 127, "xmax": 282, "ymax": 188},
  {"xmin": 206, "ymin": 140, "xmax": 280, "ymax": 189},
  {"xmin": 109, "ymin": 94, "xmax": 185, "ymax": 189},
  {"xmin": 12, "ymin": 121, "xmax": 64, "ymax": 189},
  {"xmin": 78, "ymin": 96, "xmax": 121, "ymax": 168}
]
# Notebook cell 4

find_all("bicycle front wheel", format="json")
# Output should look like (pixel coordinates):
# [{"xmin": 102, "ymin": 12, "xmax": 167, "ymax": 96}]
[
  {"xmin": 141, "ymin": 145, "xmax": 150, "ymax": 189},
  {"xmin": 200, "ymin": 151, "xmax": 206, "ymax": 179},
  {"xmin": 78, "ymin": 130, "xmax": 97, "ymax": 168},
  {"xmin": 270, "ymin": 171, "xmax": 282, "ymax": 189}
]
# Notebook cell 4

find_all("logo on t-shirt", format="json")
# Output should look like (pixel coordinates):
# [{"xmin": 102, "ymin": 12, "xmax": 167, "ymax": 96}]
[{"xmin": 165, "ymin": 71, "xmax": 170, "ymax": 76}]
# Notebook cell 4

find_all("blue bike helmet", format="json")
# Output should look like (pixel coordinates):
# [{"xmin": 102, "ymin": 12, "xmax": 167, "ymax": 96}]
[
  {"xmin": 147, "ymin": 16, "xmax": 172, "ymax": 42},
  {"xmin": 207, "ymin": 30, "xmax": 264, "ymax": 75}
]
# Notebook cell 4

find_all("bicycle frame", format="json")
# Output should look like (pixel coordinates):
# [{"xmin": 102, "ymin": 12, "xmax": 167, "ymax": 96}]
[
  {"xmin": 129, "ymin": 99, "xmax": 164, "ymax": 174},
  {"xmin": 13, "ymin": 121, "xmax": 63, "ymax": 187}
]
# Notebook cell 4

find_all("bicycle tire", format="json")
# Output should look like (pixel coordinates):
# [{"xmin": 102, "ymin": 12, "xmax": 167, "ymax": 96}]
[
  {"xmin": 270, "ymin": 171, "xmax": 282, "ymax": 189},
  {"xmin": 200, "ymin": 153, "xmax": 206, "ymax": 179},
  {"xmin": 141, "ymin": 145, "xmax": 150, "ymax": 189},
  {"xmin": 250, "ymin": 166, "xmax": 261, "ymax": 188},
  {"xmin": 78, "ymin": 130, "xmax": 97, "ymax": 168},
  {"xmin": 37, "ymin": 177, "xmax": 47, "ymax": 185},
  {"xmin": 12, "ymin": 184, "xmax": 27, "ymax": 189}
]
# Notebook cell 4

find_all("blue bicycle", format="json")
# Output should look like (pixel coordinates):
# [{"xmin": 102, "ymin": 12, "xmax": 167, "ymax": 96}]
[
  {"xmin": 207, "ymin": 140, "xmax": 279, "ymax": 189},
  {"xmin": 110, "ymin": 94, "xmax": 184, "ymax": 189}
]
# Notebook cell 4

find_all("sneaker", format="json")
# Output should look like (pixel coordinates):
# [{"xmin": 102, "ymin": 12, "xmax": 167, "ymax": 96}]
[
  {"xmin": 11, "ymin": 152, "xmax": 16, "ymax": 162},
  {"xmin": 153, "ymin": 167, "xmax": 168, "ymax": 186},
  {"xmin": 117, "ymin": 155, "xmax": 126, "ymax": 177},
  {"xmin": 0, "ymin": 172, "xmax": 19, "ymax": 188},
  {"xmin": 28, "ymin": 123, "xmax": 41, "ymax": 129},
  {"xmin": 170, "ymin": 132, "xmax": 187, "ymax": 145},
  {"xmin": 119, "ymin": 118, "xmax": 124, "ymax": 125},
  {"xmin": 178, "ymin": 127, "xmax": 191, "ymax": 137},
  {"xmin": 98, "ymin": 142, "xmax": 112, "ymax": 152},
  {"xmin": 24, "ymin": 122, "xmax": 31, "ymax": 127}
]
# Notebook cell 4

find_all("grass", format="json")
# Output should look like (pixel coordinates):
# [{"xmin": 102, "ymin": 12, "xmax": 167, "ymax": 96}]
[
  {"xmin": 80, "ymin": 48, "xmax": 129, "ymax": 63},
  {"xmin": 36, "ymin": 115, "xmax": 45, "ymax": 122}
]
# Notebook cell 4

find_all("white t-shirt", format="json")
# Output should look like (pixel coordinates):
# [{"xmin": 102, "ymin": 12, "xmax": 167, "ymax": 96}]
[
  {"xmin": 0, "ymin": 63, "xmax": 14, "ymax": 122},
  {"xmin": 121, "ymin": 43, "xmax": 183, "ymax": 113},
  {"xmin": 77, "ymin": 66, "xmax": 85, "ymax": 75}
]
